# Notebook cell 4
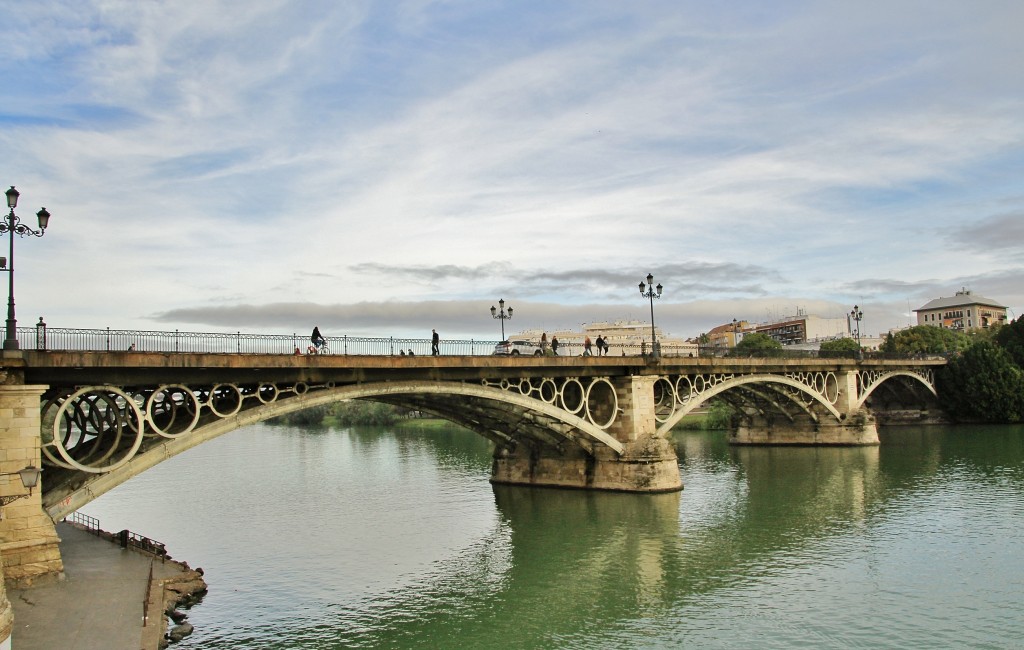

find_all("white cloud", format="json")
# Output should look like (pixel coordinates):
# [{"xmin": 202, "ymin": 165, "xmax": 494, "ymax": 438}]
[{"xmin": 2, "ymin": 0, "xmax": 1023, "ymax": 335}]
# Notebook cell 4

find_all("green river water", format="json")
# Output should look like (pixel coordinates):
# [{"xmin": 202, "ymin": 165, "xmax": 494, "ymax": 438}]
[{"xmin": 86, "ymin": 422, "xmax": 1024, "ymax": 649}]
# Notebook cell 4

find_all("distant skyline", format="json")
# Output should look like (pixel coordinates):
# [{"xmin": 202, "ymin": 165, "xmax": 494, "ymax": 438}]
[{"xmin": 2, "ymin": 1, "xmax": 1022, "ymax": 342}]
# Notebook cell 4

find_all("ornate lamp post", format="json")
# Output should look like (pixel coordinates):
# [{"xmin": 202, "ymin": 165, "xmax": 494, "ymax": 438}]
[
  {"xmin": 2, "ymin": 187, "xmax": 51, "ymax": 351},
  {"xmin": 732, "ymin": 318, "xmax": 739, "ymax": 347},
  {"xmin": 850, "ymin": 304, "xmax": 863, "ymax": 359},
  {"xmin": 638, "ymin": 273, "xmax": 663, "ymax": 357},
  {"xmin": 490, "ymin": 299, "xmax": 513, "ymax": 341}
]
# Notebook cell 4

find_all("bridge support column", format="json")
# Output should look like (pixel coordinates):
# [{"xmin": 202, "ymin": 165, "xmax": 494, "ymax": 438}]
[
  {"xmin": 0, "ymin": 385, "xmax": 63, "ymax": 587},
  {"xmin": 491, "ymin": 376, "xmax": 682, "ymax": 492}
]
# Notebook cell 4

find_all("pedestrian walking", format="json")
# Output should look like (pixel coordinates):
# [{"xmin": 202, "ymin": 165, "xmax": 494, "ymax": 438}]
[
  {"xmin": 595, "ymin": 335, "xmax": 604, "ymax": 356},
  {"xmin": 431, "ymin": 329, "xmax": 440, "ymax": 356},
  {"xmin": 551, "ymin": 335, "xmax": 559, "ymax": 355},
  {"xmin": 584, "ymin": 336, "xmax": 592, "ymax": 356}
]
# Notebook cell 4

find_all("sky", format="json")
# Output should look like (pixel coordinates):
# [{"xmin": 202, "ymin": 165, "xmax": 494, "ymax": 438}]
[{"xmin": 2, "ymin": 0, "xmax": 1022, "ymax": 343}]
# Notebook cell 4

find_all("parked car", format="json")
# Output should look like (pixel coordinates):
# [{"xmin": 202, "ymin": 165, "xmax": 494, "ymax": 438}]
[{"xmin": 493, "ymin": 339, "xmax": 544, "ymax": 356}]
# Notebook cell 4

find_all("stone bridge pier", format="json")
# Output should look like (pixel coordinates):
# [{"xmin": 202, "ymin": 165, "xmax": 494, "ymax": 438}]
[
  {"xmin": 0, "ymin": 383, "xmax": 64, "ymax": 648},
  {"xmin": 491, "ymin": 376, "xmax": 683, "ymax": 493}
]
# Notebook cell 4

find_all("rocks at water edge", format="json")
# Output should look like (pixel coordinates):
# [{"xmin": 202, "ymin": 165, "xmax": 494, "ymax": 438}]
[{"xmin": 160, "ymin": 565, "xmax": 207, "ymax": 647}]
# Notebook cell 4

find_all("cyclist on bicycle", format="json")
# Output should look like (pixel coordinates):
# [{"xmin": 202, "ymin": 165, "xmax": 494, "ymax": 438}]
[{"xmin": 311, "ymin": 326, "xmax": 326, "ymax": 353}]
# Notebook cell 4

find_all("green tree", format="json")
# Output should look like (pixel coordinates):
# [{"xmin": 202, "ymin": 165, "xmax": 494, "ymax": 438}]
[
  {"xmin": 819, "ymin": 337, "xmax": 860, "ymax": 358},
  {"xmin": 733, "ymin": 332, "xmax": 783, "ymax": 357},
  {"xmin": 880, "ymin": 325, "xmax": 971, "ymax": 357},
  {"xmin": 938, "ymin": 342, "xmax": 1024, "ymax": 423},
  {"xmin": 996, "ymin": 318, "xmax": 1024, "ymax": 367},
  {"xmin": 267, "ymin": 404, "xmax": 329, "ymax": 426},
  {"xmin": 703, "ymin": 400, "xmax": 736, "ymax": 429},
  {"xmin": 330, "ymin": 400, "xmax": 401, "ymax": 426}
]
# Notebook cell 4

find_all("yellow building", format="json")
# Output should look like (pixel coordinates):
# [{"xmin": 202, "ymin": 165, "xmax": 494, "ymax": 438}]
[{"xmin": 914, "ymin": 289, "xmax": 1007, "ymax": 331}]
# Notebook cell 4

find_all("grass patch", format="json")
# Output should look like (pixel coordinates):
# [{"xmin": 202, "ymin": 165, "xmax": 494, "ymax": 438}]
[
  {"xmin": 672, "ymin": 413, "xmax": 708, "ymax": 431},
  {"xmin": 394, "ymin": 418, "xmax": 457, "ymax": 431}
]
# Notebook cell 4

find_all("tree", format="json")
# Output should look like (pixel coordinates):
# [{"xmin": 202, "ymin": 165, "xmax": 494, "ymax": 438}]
[
  {"xmin": 819, "ymin": 337, "xmax": 860, "ymax": 358},
  {"xmin": 880, "ymin": 325, "xmax": 971, "ymax": 357},
  {"xmin": 938, "ymin": 342, "xmax": 1024, "ymax": 423},
  {"xmin": 733, "ymin": 332, "xmax": 783, "ymax": 357},
  {"xmin": 996, "ymin": 318, "xmax": 1024, "ymax": 368}
]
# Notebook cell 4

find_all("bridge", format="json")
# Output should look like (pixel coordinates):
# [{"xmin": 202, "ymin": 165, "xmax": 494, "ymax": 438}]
[{"xmin": 0, "ymin": 342, "xmax": 944, "ymax": 589}]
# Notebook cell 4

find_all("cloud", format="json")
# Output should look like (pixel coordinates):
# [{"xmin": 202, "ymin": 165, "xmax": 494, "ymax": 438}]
[
  {"xmin": 4, "ymin": 1, "xmax": 1024, "ymax": 339},
  {"xmin": 947, "ymin": 211, "xmax": 1024, "ymax": 253}
]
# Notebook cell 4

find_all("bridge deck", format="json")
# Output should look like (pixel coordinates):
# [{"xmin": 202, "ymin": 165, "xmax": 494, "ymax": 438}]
[{"xmin": 7, "ymin": 350, "xmax": 946, "ymax": 387}]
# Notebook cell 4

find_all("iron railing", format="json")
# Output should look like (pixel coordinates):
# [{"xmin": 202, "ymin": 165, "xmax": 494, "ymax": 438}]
[
  {"xmin": 65, "ymin": 510, "xmax": 101, "ymax": 535},
  {"xmin": 64, "ymin": 510, "xmax": 167, "ymax": 558},
  {"xmin": 15, "ymin": 325, "xmax": 939, "ymax": 359},
  {"xmin": 20, "ymin": 326, "xmax": 500, "ymax": 356}
]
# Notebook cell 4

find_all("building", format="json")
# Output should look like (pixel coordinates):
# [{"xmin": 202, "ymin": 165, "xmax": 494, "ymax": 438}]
[
  {"xmin": 752, "ymin": 310, "xmax": 849, "ymax": 346},
  {"xmin": 707, "ymin": 320, "xmax": 749, "ymax": 349},
  {"xmin": 511, "ymin": 320, "xmax": 698, "ymax": 356},
  {"xmin": 914, "ymin": 289, "xmax": 1007, "ymax": 331}
]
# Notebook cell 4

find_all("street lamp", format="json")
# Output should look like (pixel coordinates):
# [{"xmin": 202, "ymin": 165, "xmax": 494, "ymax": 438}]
[
  {"xmin": 0, "ymin": 465, "xmax": 41, "ymax": 508},
  {"xmin": 638, "ymin": 273, "xmax": 663, "ymax": 357},
  {"xmin": 490, "ymin": 299, "xmax": 513, "ymax": 341},
  {"xmin": 2, "ymin": 187, "xmax": 51, "ymax": 351},
  {"xmin": 850, "ymin": 304, "xmax": 863, "ymax": 359}
]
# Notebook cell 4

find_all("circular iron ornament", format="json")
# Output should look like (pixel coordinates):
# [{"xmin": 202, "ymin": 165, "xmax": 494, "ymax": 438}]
[
  {"xmin": 293, "ymin": 382, "xmax": 309, "ymax": 395},
  {"xmin": 559, "ymin": 378, "xmax": 586, "ymax": 415},
  {"xmin": 257, "ymin": 383, "xmax": 279, "ymax": 404},
  {"xmin": 517, "ymin": 378, "xmax": 532, "ymax": 395},
  {"xmin": 539, "ymin": 378, "xmax": 558, "ymax": 403},
  {"xmin": 675, "ymin": 375, "xmax": 696, "ymax": 404},
  {"xmin": 41, "ymin": 386, "xmax": 145, "ymax": 473},
  {"xmin": 146, "ymin": 384, "xmax": 201, "ymax": 438},
  {"xmin": 696, "ymin": 374, "xmax": 710, "ymax": 393},
  {"xmin": 653, "ymin": 377, "xmax": 677, "ymax": 423},
  {"xmin": 822, "ymin": 372, "xmax": 839, "ymax": 404},
  {"xmin": 208, "ymin": 383, "xmax": 243, "ymax": 418},
  {"xmin": 584, "ymin": 378, "xmax": 618, "ymax": 429}
]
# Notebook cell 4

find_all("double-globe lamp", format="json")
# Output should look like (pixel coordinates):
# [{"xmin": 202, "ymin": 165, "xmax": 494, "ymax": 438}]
[
  {"xmin": 639, "ymin": 273, "xmax": 663, "ymax": 357},
  {"xmin": 490, "ymin": 299, "xmax": 513, "ymax": 341},
  {"xmin": 2, "ymin": 186, "xmax": 51, "ymax": 351}
]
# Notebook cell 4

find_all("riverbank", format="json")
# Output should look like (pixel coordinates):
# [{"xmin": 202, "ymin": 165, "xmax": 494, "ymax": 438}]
[{"xmin": 8, "ymin": 521, "xmax": 206, "ymax": 650}]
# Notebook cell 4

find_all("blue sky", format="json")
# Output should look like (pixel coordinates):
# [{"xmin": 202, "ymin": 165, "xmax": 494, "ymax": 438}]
[{"xmin": 2, "ymin": 0, "xmax": 1022, "ymax": 341}]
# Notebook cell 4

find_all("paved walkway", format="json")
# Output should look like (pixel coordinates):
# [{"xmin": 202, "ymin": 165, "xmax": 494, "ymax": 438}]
[{"xmin": 8, "ymin": 522, "xmax": 190, "ymax": 650}]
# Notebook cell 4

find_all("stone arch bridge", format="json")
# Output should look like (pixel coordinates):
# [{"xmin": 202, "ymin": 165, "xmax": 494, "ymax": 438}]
[{"xmin": 0, "ymin": 351, "xmax": 944, "ymax": 585}]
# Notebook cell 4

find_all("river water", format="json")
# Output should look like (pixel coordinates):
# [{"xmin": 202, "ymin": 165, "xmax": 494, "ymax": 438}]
[{"xmin": 83, "ymin": 422, "xmax": 1024, "ymax": 649}]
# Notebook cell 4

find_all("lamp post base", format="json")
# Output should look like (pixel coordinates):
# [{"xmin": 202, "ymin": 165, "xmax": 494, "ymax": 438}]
[{"xmin": 4, "ymin": 316, "xmax": 17, "ymax": 351}]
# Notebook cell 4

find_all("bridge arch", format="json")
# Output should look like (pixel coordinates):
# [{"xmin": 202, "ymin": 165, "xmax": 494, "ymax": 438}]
[
  {"xmin": 656, "ymin": 374, "xmax": 844, "ymax": 437},
  {"xmin": 855, "ymin": 370, "xmax": 937, "ymax": 409},
  {"xmin": 42, "ymin": 380, "xmax": 624, "ymax": 520}
]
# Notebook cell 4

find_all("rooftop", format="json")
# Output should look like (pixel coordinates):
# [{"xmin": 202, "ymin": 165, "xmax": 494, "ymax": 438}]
[{"xmin": 914, "ymin": 289, "xmax": 1006, "ymax": 312}]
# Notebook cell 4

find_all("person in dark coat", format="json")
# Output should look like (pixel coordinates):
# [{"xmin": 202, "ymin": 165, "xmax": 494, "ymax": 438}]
[{"xmin": 431, "ymin": 329, "xmax": 440, "ymax": 356}]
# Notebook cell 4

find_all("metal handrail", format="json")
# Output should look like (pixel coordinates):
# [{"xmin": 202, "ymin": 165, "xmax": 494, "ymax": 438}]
[
  {"xmin": 14, "ymin": 325, "xmax": 940, "ymax": 359},
  {"xmin": 19, "ymin": 326, "xmax": 500, "ymax": 356}
]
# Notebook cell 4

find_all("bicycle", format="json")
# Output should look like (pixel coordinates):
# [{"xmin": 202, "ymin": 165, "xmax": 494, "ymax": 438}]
[{"xmin": 308, "ymin": 340, "xmax": 330, "ymax": 355}]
